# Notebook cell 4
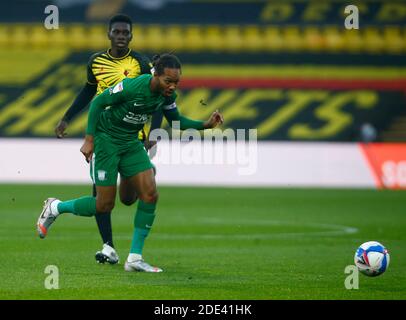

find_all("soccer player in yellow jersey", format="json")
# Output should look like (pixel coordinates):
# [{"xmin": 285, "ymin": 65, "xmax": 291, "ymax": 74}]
[{"xmin": 54, "ymin": 14, "xmax": 162, "ymax": 265}]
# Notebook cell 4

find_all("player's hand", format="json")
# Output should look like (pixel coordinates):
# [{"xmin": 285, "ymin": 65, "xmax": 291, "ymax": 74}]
[
  {"xmin": 144, "ymin": 139, "xmax": 157, "ymax": 151},
  {"xmin": 55, "ymin": 120, "xmax": 68, "ymax": 139},
  {"xmin": 80, "ymin": 135, "xmax": 94, "ymax": 163},
  {"xmin": 204, "ymin": 109, "xmax": 224, "ymax": 129}
]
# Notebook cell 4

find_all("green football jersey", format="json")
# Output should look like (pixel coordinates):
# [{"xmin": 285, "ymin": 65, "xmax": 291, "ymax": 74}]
[{"xmin": 87, "ymin": 74, "xmax": 176, "ymax": 142}]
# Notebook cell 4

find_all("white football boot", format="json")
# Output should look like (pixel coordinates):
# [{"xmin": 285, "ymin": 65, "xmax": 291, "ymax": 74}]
[
  {"xmin": 95, "ymin": 243, "xmax": 120, "ymax": 264},
  {"xmin": 124, "ymin": 254, "xmax": 163, "ymax": 273},
  {"xmin": 36, "ymin": 198, "xmax": 60, "ymax": 239}
]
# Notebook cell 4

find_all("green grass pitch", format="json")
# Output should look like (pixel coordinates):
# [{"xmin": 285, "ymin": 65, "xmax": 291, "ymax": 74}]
[{"xmin": 0, "ymin": 184, "xmax": 405, "ymax": 300}]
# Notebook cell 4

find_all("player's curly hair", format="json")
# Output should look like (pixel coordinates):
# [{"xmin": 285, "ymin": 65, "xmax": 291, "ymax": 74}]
[
  {"xmin": 109, "ymin": 14, "xmax": 132, "ymax": 30},
  {"xmin": 152, "ymin": 53, "xmax": 182, "ymax": 75}
]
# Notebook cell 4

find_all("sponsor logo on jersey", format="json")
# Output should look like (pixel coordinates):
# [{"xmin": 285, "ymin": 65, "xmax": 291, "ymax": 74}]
[{"xmin": 123, "ymin": 112, "xmax": 149, "ymax": 125}]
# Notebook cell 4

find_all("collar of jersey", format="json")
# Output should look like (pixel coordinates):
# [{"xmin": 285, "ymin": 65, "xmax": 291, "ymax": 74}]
[{"xmin": 107, "ymin": 48, "xmax": 131, "ymax": 60}]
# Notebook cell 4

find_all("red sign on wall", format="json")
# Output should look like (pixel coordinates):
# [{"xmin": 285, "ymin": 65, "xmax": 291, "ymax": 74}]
[{"xmin": 360, "ymin": 143, "xmax": 406, "ymax": 189}]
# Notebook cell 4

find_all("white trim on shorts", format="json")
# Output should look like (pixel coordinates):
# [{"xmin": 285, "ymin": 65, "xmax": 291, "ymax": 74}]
[{"xmin": 91, "ymin": 153, "xmax": 96, "ymax": 184}]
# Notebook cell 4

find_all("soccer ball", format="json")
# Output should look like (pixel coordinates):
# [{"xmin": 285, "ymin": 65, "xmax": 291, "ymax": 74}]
[{"xmin": 354, "ymin": 241, "xmax": 390, "ymax": 277}]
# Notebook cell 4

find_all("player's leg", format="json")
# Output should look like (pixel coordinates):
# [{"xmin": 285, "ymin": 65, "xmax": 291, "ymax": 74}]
[
  {"xmin": 119, "ymin": 177, "xmax": 139, "ymax": 206},
  {"xmin": 119, "ymin": 165, "xmax": 156, "ymax": 206},
  {"xmin": 93, "ymin": 182, "xmax": 118, "ymax": 264},
  {"xmin": 121, "ymin": 169, "xmax": 162, "ymax": 272},
  {"xmin": 94, "ymin": 184, "xmax": 113, "ymax": 249},
  {"xmin": 90, "ymin": 138, "xmax": 121, "ymax": 263},
  {"xmin": 37, "ymin": 136, "xmax": 119, "ymax": 242},
  {"xmin": 36, "ymin": 185, "xmax": 116, "ymax": 239},
  {"xmin": 92, "ymin": 185, "xmax": 119, "ymax": 264},
  {"xmin": 119, "ymin": 143, "xmax": 162, "ymax": 272}
]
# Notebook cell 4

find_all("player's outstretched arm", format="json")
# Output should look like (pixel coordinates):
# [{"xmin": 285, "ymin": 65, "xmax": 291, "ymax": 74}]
[
  {"xmin": 55, "ymin": 83, "xmax": 97, "ymax": 138},
  {"xmin": 163, "ymin": 107, "xmax": 224, "ymax": 130}
]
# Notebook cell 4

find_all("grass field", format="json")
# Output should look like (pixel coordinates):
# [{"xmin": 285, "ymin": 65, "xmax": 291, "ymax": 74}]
[{"xmin": 0, "ymin": 184, "xmax": 405, "ymax": 300}]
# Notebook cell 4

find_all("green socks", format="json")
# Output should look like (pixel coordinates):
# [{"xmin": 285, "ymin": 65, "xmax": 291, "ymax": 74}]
[
  {"xmin": 57, "ymin": 196, "xmax": 97, "ymax": 217},
  {"xmin": 130, "ymin": 200, "xmax": 156, "ymax": 254},
  {"xmin": 56, "ymin": 197, "xmax": 156, "ymax": 255}
]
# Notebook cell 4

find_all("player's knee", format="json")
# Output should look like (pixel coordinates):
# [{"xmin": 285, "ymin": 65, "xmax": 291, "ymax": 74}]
[
  {"xmin": 96, "ymin": 199, "xmax": 115, "ymax": 212},
  {"xmin": 120, "ymin": 194, "xmax": 138, "ymax": 206},
  {"xmin": 139, "ymin": 189, "xmax": 159, "ymax": 203}
]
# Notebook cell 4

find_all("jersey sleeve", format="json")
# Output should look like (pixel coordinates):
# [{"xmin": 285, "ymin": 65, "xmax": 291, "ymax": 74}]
[
  {"xmin": 86, "ymin": 54, "xmax": 98, "ymax": 85},
  {"xmin": 86, "ymin": 79, "xmax": 131, "ymax": 135},
  {"xmin": 161, "ymin": 93, "xmax": 205, "ymax": 130}
]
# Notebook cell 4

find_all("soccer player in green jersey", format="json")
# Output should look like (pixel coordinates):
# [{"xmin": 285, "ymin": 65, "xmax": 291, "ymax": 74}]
[
  {"xmin": 54, "ymin": 14, "xmax": 163, "ymax": 265},
  {"xmin": 36, "ymin": 54, "xmax": 224, "ymax": 272}
]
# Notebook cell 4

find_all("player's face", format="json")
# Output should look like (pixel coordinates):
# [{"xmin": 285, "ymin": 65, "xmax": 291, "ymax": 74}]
[
  {"xmin": 108, "ymin": 22, "xmax": 132, "ymax": 49},
  {"xmin": 157, "ymin": 68, "xmax": 181, "ymax": 97}
]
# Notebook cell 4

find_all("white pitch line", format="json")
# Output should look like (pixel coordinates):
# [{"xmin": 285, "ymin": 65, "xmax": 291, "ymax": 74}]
[
  {"xmin": 8, "ymin": 218, "xmax": 357, "ymax": 241},
  {"xmin": 149, "ymin": 218, "xmax": 359, "ymax": 240}
]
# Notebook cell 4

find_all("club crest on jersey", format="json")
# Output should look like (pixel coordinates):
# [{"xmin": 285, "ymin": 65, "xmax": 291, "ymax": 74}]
[
  {"xmin": 97, "ymin": 170, "xmax": 107, "ymax": 181},
  {"xmin": 109, "ymin": 82, "xmax": 123, "ymax": 95}
]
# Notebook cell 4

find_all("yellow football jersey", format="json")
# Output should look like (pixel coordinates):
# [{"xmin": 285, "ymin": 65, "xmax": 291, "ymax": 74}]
[{"xmin": 87, "ymin": 49, "xmax": 153, "ymax": 140}]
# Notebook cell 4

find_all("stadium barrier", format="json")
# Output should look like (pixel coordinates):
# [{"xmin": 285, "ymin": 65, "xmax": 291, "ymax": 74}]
[
  {"xmin": 0, "ymin": 23, "xmax": 405, "ymax": 53},
  {"xmin": 1, "ymin": 138, "xmax": 405, "ymax": 189}
]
